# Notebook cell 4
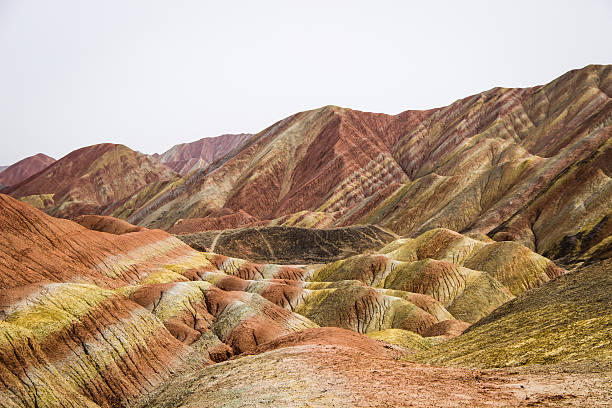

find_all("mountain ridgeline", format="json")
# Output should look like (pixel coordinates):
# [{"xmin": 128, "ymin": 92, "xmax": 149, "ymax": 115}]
[{"xmin": 7, "ymin": 65, "xmax": 608, "ymax": 267}]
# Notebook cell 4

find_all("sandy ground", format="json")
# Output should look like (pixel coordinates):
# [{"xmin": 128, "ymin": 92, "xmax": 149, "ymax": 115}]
[{"xmin": 136, "ymin": 344, "xmax": 612, "ymax": 407}]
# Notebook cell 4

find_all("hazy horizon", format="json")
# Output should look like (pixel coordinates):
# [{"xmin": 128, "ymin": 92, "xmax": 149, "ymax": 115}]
[{"xmin": 1, "ymin": 0, "xmax": 611, "ymax": 164}]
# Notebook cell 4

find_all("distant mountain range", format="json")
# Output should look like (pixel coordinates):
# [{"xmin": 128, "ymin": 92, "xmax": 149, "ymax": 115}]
[
  {"xmin": 3, "ymin": 64, "xmax": 611, "ymax": 268},
  {"xmin": 153, "ymin": 133, "xmax": 252, "ymax": 175},
  {"xmin": 4, "ymin": 144, "xmax": 176, "ymax": 218}
]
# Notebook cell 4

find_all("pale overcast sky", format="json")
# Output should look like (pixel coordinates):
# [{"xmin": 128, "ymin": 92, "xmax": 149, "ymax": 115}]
[{"xmin": 0, "ymin": 0, "xmax": 610, "ymax": 164}]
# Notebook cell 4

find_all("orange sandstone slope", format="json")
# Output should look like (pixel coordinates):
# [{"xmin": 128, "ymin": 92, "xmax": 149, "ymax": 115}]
[
  {"xmin": 5, "ymin": 143, "xmax": 178, "ymax": 218},
  {"xmin": 0, "ymin": 193, "xmax": 194, "ymax": 289},
  {"xmin": 0, "ymin": 153, "xmax": 55, "ymax": 188},
  {"xmin": 0, "ymin": 194, "xmax": 318, "ymax": 407},
  {"xmin": 112, "ymin": 64, "xmax": 611, "ymax": 265},
  {"xmin": 155, "ymin": 133, "xmax": 252, "ymax": 175},
  {"xmin": 0, "ymin": 194, "xmax": 196, "ymax": 406}
]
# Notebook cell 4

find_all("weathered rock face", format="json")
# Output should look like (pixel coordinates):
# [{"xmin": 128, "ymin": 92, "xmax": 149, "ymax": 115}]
[
  {"xmin": 490, "ymin": 138, "xmax": 612, "ymax": 267},
  {"xmin": 0, "ymin": 153, "xmax": 55, "ymax": 187},
  {"xmin": 155, "ymin": 133, "xmax": 252, "ymax": 175},
  {"xmin": 363, "ymin": 65, "xmax": 612, "ymax": 268},
  {"xmin": 176, "ymin": 224, "xmax": 397, "ymax": 263},
  {"xmin": 0, "ymin": 283, "xmax": 191, "ymax": 408},
  {"xmin": 0, "ymin": 321, "xmax": 101, "ymax": 408},
  {"xmin": 108, "ymin": 65, "xmax": 610, "ymax": 267},
  {"xmin": 5, "ymin": 144, "xmax": 178, "ymax": 218},
  {"xmin": 110, "ymin": 105, "xmax": 419, "ymax": 230},
  {"xmin": 0, "ymin": 193, "xmax": 196, "ymax": 289}
]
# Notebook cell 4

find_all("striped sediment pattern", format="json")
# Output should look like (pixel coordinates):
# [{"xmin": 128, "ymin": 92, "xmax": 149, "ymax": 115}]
[
  {"xmin": 90, "ymin": 65, "xmax": 612, "ymax": 271},
  {"xmin": 0, "ymin": 194, "xmax": 577, "ymax": 407},
  {"xmin": 1, "ymin": 283, "xmax": 189, "ymax": 407},
  {"xmin": 311, "ymin": 228, "xmax": 564, "ymax": 323}
]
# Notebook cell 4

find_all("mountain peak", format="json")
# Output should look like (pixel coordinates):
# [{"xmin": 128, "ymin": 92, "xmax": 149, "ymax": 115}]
[
  {"xmin": 157, "ymin": 133, "xmax": 253, "ymax": 175},
  {"xmin": 0, "ymin": 152, "xmax": 56, "ymax": 187},
  {"xmin": 6, "ymin": 143, "xmax": 177, "ymax": 218}
]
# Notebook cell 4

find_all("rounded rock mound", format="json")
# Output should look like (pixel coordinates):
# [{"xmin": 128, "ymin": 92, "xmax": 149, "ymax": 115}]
[{"xmin": 74, "ymin": 214, "xmax": 146, "ymax": 235}]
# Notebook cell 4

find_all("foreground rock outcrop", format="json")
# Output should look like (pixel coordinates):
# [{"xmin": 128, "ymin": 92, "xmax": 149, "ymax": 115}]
[
  {"xmin": 135, "ymin": 330, "xmax": 612, "ymax": 408},
  {"xmin": 0, "ymin": 194, "xmax": 609, "ymax": 407}
]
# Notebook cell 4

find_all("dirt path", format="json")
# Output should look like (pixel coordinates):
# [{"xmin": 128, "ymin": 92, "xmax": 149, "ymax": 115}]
[{"xmin": 209, "ymin": 230, "xmax": 223, "ymax": 252}]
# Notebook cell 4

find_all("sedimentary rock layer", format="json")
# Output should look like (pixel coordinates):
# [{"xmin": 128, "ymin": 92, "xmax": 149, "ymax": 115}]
[
  {"xmin": 0, "ymin": 193, "xmax": 196, "ymax": 289},
  {"xmin": 105, "ymin": 65, "xmax": 610, "ymax": 267},
  {"xmin": 311, "ymin": 228, "xmax": 564, "ymax": 323},
  {"xmin": 0, "ymin": 196, "xmax": 320, "ymax": 406},
  {"xmin": 110, "ymin": 105, "xmax": 417, "ymax": 231},
  {"xmin": 4, "ymin": 66, "xmax": 608, "ymax": 268}
]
